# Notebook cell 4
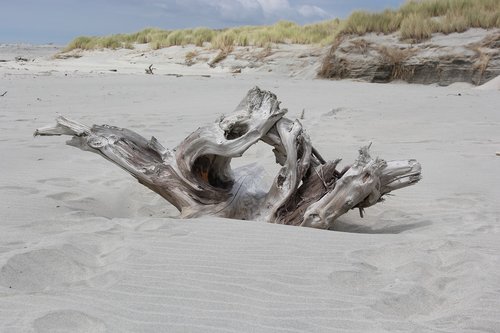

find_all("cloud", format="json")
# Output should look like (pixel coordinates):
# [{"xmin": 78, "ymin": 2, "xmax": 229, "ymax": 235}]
[
  {"xmin": 255, "ymin": 0, "xmax": 291, "ymax": 16},
  {"xmin": 297, "ymin": 4, "xmax": 330, "ymax": 19},
  {"xmin": 204, "ymin": 0, "xmax": 264, "ymax": 21},
  {"xmin": 165, "ymin": 0, "xmax": 330, "ymax": 26}
]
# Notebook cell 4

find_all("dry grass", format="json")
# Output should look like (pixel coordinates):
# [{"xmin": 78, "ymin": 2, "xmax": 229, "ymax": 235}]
[
  {"xmin": 53, "ymin": 53, "xmax": 82, "ymax": 60},
  {"xmin": 475, "ymin": 52, "xmax": 492, "ymax": 79},
  {"xmin": 345, "ymin": 38, "xmax": 372, "ymax": 55},
  {"xmin": 469, "ymin": 32, "xmax": 500, "ymax": 82},
  {"xmin": 208, "ymin": 46, "xmax": 234, "ymax": 67},
  {"xmin": 256, "ymin": 45, "xmax": 273, "ymax": 60},
  {"xmin": 377, "ymin": 46, "xmax": 417, "ymax": 80},
  {"xmin": 185, "ymin": 50, "xmax": 199, "ymax": 66},
  {"xmin": 317, "ymin": 36, "xmax": 348, "ymax": 78},
  {"xmin": 377, "ymin": 46, "xmax": 415, "ymax": 63}
]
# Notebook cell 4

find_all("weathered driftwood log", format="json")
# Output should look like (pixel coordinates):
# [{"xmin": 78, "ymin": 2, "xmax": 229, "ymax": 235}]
[{"xmin": 34, "ymin": 87, "xmax": 421, "ymax": 229}]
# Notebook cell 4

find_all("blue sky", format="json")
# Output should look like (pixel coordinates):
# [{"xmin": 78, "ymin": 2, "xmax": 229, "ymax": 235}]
[{"xmin": 0, "ymin": 0, "xmax": 406, "ymax": 44}]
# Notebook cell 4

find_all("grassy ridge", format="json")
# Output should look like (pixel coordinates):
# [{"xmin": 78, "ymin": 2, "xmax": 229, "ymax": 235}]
[
  {"xmin": 64, "ymin": 20, "xmax": 340, "ymax": 51},
  {"xmin": 342, "ymin": 0, "xmax": 499, "ymax": 41},
  {"xmin": 64, "ymin": 0, "xmax": 500, "ymax": 51}
]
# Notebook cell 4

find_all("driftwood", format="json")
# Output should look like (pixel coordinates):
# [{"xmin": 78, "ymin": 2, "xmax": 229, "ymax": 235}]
[
  {"xmin": 34, "ymin": 87, "xmax": 421, "ymax": 229},
  {"xmin": 145, "ymin": 64, "xmax": 154, "ymax": 74}
]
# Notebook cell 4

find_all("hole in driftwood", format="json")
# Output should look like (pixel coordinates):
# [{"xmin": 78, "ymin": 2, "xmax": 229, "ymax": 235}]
[
  {"xmin": 362, "ymin": 172, "xmax": 371, "ymax": 182},
  {"xmin": 277, "ymin": 172, "xmax": 286, "ymax": 187},
  {"xmin": 224, "ymin": 123, "xmax": 249, "ymax": 140},
  {"xmin": 192, "ymin": 155, "xmax": 233, "ymax": 189}
]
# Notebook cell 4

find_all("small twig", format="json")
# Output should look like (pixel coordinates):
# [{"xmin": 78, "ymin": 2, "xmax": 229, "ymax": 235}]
[
  {"xmin": 300, "ymin": 108, "xmax": 305, "ymax": 120},
  {"xmin": 0, "ymin": 91, "xmax": 7, "ymax": 97}
]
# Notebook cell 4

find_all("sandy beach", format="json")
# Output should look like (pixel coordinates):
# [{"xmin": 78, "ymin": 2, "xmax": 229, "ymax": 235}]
[{"xmin": 1, "ymin": 44, "xmax": 500, "ymax": 332}]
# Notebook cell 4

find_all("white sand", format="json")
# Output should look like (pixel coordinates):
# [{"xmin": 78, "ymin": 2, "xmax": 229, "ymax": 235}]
[
  {"xmin": 476, "ymin": 75, "xmax": 500, "ymax": 91},
  {"xmin": 1, "ymin": 45, "xmax": 500, "ymax": 332}
]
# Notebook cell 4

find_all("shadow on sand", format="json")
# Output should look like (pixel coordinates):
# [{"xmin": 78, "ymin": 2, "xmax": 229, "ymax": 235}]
[{"xmin": 331, "ymin": 220, "xmax": 432, "ymax": 234}]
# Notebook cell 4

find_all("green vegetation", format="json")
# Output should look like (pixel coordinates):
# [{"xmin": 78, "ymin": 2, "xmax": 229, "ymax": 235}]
[{"xmin": 64, "ymin": 0, "xmax": 500, "ymax": 52}]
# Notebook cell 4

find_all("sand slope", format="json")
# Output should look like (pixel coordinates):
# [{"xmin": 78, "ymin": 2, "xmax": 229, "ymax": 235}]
[{"xmin": 1, "ymin": 47, "xmax": 500, "ymax": 332}]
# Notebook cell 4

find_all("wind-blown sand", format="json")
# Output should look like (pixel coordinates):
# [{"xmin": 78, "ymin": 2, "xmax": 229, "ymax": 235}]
[{"xmin": 1, "ymin": 45, "xmax": 500, "ymax": 332}]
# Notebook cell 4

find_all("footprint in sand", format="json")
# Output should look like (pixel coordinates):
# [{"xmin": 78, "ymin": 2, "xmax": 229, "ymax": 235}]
[
  {"xmin": 0, "ymin": 241, "xmax": 27, "ymax": 255},
  {"xmin": 33, "ymin": 310, "xmax": 106, "ymax": 333},
  {"xmin": 46, "ymin": 191, "xmax": 81, "ymax": 201},
  {"xmin": 37, "ymin": 177, "xmax": 80, "ymax": 187},
  {"xmin": 0, "ymin": 246, "xmax": 97, "ymax": 292},
  {"xmin": 0, "ymin": 185, "xmax": 40, "ymax": 195},
  {"xmin": 371, "ymin": 286, "xmax": 442, "ymax": 318},
  {"xmin": 135, "ymin": 219, "xmax": 190, "ymax": 237},
  {"xmin": 321, "ymin": 107, "xmax": 348, "ymax": 118},
  {"xmin": 28, "ymin": 143, "xmax": 51, "ymax": 148},
  {"xmin": 436, "ymin": 195, "xmax": 478, "ymax": 209},
  {"xmin": 0, "ymin": 229, "xmax": 131, "ymax": 292},
  {"xmin": 328, "ymin": 268, "xmax": 386, "ymax": 296}
]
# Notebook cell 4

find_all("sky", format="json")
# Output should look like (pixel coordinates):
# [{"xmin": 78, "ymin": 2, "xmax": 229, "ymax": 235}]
[{"xmin": 0, "ymin": 0, "xmax": 406, "ymax": 44}]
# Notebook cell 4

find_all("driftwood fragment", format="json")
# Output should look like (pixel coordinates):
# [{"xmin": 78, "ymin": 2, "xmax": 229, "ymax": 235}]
[
  {"xmin": 208, "ymin": 47, "xmax": 232, "ymax": 68},
  {"xmin": 34, "ymin": 87, "xmax": 421, "ymax": 229},
  {"xmin": 0, "ymin": 91, "xmax": 7, "ymax": 97},
  {"xmin": 145, "ymin": 64, "xmax": 154, "ymax": 74}
]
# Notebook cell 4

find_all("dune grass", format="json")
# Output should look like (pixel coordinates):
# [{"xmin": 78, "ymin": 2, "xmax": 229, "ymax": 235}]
[
  {"xmin": 341, "ymin": 0, "xmax": 500, "ymax": 42},
  {"xmin": 63, "ymin": 20, "xmax": 340, "ymax": 52},
  {"xmin": 64, "ymin": 0, "xmax": 499, "ymax": 52}
]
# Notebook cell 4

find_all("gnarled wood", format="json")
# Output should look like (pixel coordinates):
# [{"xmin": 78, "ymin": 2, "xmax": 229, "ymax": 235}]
[{"xmin": 34, "ymin": 86, "xmax": 421, "ymax": 229}]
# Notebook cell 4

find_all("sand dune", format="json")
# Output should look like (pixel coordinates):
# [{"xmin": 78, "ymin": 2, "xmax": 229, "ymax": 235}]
[{"xmin": 1, "ymin": 45, "xmax": 500, "ymax": 332}]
